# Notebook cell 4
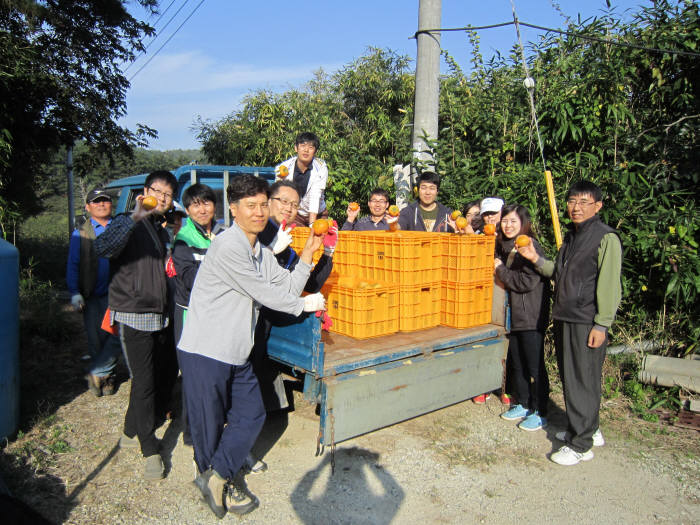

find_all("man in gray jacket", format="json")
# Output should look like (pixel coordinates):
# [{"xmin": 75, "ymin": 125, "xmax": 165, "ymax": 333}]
[{"xmin": 177, "ymin": 174, "xmax": 325, "ymax": 518}]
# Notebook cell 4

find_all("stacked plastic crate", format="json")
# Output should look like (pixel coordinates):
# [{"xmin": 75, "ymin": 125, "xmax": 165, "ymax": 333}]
[{"xmin": 439, "ymin": 234, "xmax": 495, "ymax": 328}]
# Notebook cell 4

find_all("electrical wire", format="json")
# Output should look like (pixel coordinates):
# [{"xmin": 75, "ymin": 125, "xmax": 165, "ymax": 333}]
[
  {"xmin": 128, "ymin": 0, "xmax": 206, "ymax": 83},
  {"xmin": 412, "ymin": 21, "xmax": 700, "ymax": 58},
  {"xmin": 124, "ymin": 0, "xmax": 193, "ymax": 75},
  {"xmin": 151, "ymin": 0, "xmax": 178, "ymax": 31}
]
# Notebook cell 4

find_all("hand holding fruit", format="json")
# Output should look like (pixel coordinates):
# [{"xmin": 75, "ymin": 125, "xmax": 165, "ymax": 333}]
[
  {"xmin": 275, "ymin": 164, "xmax": 289, "ymax": 178},
  {"xmin": 483, "ymin": 223, "xmax": 496, "ymax": 235},
  {"xmin": 346, "ymin": 202, "xmax": 360, "ymax": 223},
  {"xmin": 454, "ymin": 215, "xmax": 474, "ymax": 234},
  {"xmin": 515, "ymin": 235, "xmax": 538, "ymax": 263},
  {"xmin": 323, "ymin": 220, "xmax": 339, "ymax": 256},
  {"xmin": 132, "ymin": 194, "xmax": 159, "ymax": 221}
]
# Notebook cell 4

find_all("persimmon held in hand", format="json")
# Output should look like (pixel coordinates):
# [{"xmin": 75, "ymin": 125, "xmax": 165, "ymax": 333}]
[
  {"xmin": 277, "ymin": 165, "xmax": 289, "ymax": 178},
  {"xmin": 387, "ymin": 205, "xmax": 400, "ymax": 217},
  {"xmin": 483, "ymin": 223, "xmax": 496, "ymax": 235},
  {"xmin": 451, "ymin": 210, "xmax": 462, "ymax": 220},
  {"xmin": 312, "ymin": 219, "xmax": 330, "ymax": 235},
  {"xmin": 348, "ymin": 202, "xmax": 359, "ymax": 211},
  {"xmin": 515, "ymin": 235, "xmax": 530, "ymax": 248},
  {"xmin": 455, "ymin": 216, "xmax": 468, "ymax": 230},
  {"xmin": 142, "ymin": 196, "xmax": 158, "ymax": 211}
]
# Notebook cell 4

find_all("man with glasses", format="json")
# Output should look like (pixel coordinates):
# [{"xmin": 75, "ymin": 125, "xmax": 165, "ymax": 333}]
[
  {"xmin": 518, "ymin": 181, "xmax": 622, "ymax": 466},
  {"xmin": 341, "ymin": 188, "xmax": 392, "ymax": 231},
  {"xmin": 95, "ymin": 170, "xmax": 180, "ymax": 481},
  {"xmin": 275, "ymin": 132, "xmax": 328, "ymax": 226},
  {"xmin": 66, "ymin": 187, "xmax": 122, "ymax": 397},
  {"xmin": 253, "ymin": 180, "xmax": 334, "ymax": 413}
]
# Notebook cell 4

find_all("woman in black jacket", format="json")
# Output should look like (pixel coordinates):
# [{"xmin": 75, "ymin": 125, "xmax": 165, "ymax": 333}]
[{"xmin": 494, "ymin": 204, "xmax": 551, "ymax": 431}]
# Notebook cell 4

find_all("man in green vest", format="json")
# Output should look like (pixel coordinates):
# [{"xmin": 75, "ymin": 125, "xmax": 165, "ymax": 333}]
[{"xmin": 66, "ymin": 188, "xmax": 122, "ymax": 397}]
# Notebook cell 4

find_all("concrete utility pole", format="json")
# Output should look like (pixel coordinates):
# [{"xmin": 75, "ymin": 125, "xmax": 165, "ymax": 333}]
[{"xmin": 395, "ymin": 0, "xmax": 442, "ymax": 208}]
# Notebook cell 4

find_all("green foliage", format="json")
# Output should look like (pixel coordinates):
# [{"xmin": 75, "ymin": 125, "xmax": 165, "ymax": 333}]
[
  {"xmin": 196, "ymin": 2, "xmax": 698, "ymax": 355},
  {"xmin": 0, "ymin": 0, "xmax": 158, "ymax": 215}
]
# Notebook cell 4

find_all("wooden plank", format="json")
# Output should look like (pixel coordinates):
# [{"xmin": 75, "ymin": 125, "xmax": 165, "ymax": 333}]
[
  {"xmin": 676, "ymin": 409, "xmax": 700, "ymax": 431},
  {"xmin": 321, "ymin": 324, "xmax": 503, "ymax": 373}
]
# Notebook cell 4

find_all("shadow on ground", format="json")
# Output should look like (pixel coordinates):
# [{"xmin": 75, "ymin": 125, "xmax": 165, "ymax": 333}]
[{"xmin": 291, "ymin": 447, "xmax": 404, "ymax": 525}]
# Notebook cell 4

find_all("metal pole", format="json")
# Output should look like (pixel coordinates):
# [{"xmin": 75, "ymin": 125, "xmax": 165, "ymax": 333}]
[
  {"xmin": 67, "ymin": 145, "xmax": 74, "ymax": 235},
  {"xmin": 411, "ymin": 0, "xmax": 442, "ymax": 175}
]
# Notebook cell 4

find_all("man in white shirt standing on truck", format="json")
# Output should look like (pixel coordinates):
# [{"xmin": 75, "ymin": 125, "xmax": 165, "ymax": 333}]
[
  {"xmin": 177, "ymin": 174, "xmax": 326, "ymax": 518},
  {"xmin": 275, "ymin": 131, "xmax": 328, "ymax": 226}
]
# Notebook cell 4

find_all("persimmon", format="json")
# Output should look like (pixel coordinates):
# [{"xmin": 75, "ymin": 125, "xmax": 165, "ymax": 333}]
[
  {"xmin": 515, "ymin": 235, "xmax": 530, "ymax": 248},
  {"xmin": 277, "ymin": 165, "xmax": 289, "ymax": 178},
  {"xmin": 348, "ymin": 202, "xmax": 360, "ymax": 211},
  {"xmin": 387, "ymin": 205, "xmax": 400, "ymax": 217},
  {"xmin": 312, "ymin": 219, "xmax": 330, "ymax": 235},
  {"xmin": 455, "ymin": 216, "xmax": 468, "ymax": 230},
  {"xmin": 483, "ymin": 223, "xmax": 496, "ymax": 235},
  {"xmin": 142, "ymin": 195, "xmax": 158, "ymax": 211},
  {"xmin": 451, "ymin": 210, "xmax": 462, "ymax": 220}
]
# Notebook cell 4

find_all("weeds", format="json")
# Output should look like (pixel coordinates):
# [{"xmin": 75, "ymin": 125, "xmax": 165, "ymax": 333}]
[{"xmin": 10, "ymin": 406, "xmax": 74, "ymax": 473}]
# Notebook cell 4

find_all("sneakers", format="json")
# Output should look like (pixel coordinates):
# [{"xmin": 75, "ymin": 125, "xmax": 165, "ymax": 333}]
[
  {"xmin": 555, "ymin": 428, "xmax": 605, "ymax": 447},
  {"xmin": 144, "ymin": 454, "xmax": 164, "ymax": 480},
  {"xmin": 550, "ymin": 445, "xmax": 594, "ymax": 466},
  {"xmin": 197, "ymin": 468, "xmax": 227, "ymax": 519},
  {"xmin": 500, "ymin": 393, "xmax": 512, "ymax": 405},
  {"xmin": 244, "ymin": 453, "xmax": 268, "ymax": 474},
  {"xmin": 472, "ymin": 393, "xmax": 492, "ymax": 404},
  {"xmin": 500, "ymin": 404, "xmax": 529, "ymax": 421},
  {"xmin": 518, "ymin": 412, "xmax": 547, "ymax": 431},
  {"xmin": 225, "ymin": 476, "xmax": 258, "ymax": 516},
  {"xmin": 119, "ymin": 433, "xmax": 139, "ymax": 449},
  {"xmin": 101, "ymin": 374, "xmax": 117, "ymax": 396}
]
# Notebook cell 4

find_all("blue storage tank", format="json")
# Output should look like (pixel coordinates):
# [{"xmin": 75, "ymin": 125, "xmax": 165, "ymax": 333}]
[{"xmin": 0, "ymin": 238, "xmax": 19, "ymax": 441}]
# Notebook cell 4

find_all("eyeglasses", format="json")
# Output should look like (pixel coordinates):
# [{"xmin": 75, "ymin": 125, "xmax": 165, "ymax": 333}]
[
  {"xmin": 369, "ymin": 199, "xmax": 387, "ymax": 204},
  {"xmin": 148, "ymin": 186, "xmax": 174, "ymax": 200},
  {"xmin": 271, "ymin": 197, "xmax": 299, "ymax": 210},
  {"xmin": 566, "ymin": 199, "xmax": 596, "ymax": 208},
  {"xmin": 297, "ymin": 143, "xmax": 317, "ymax": 151}
]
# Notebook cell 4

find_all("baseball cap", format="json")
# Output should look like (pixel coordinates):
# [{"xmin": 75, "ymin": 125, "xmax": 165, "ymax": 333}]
[
  {"xmin": 480, "ymin": 197, "xmax": 504, "ymax": 215},
  {"xmin": 86, "ymin": 188, "xmax": 111, "ymax": 203}
]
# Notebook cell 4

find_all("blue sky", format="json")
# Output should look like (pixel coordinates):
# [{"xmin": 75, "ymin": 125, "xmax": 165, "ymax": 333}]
[{"xmin": 121, "ymin": 0, "xmax": 648, "ymax": 151}]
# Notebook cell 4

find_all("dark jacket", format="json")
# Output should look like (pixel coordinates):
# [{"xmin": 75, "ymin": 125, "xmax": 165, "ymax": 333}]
[
  {"xmin": 172, "ymin": 217, "xmax": 225, "ymax": 307},
  {"xmin": 106, "ymin": 215, "xmax": 170, "ymax": 314},
  {"xmin": 341, "ymin": 216, "xmax": 389, "ymax": 231},
  {"xmin": 495, "ymin": 237, "xmax": 550, "ymax": 332},
  {"xmin": 258, "ymin": 219, "xmax": 333, "ymax": 293},
  {"xmin": 397, "ymin": 201, "xmax": 454, "ymax": 232},
  {"xmin": 552, "ymin": 215, "xmax": 617, "ymax": 324}
]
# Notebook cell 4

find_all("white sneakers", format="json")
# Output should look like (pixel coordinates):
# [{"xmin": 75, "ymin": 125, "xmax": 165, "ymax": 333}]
[
  {"xmin": 550, "ymin": 446, "xmax": 594, "ymax": 466},
  {"xmin": 554, "ymin": 428, "xmax": 605, "ymax": 447}
]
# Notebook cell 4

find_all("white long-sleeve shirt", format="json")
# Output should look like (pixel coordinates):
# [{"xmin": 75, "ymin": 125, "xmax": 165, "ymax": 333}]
[
  {"xmin": 277, "ymin": 156, "xmax": 328, "ymax": 216},
  {"xmin": 178, "ymin": 221, "xmax": 310, "ymax": 365}
]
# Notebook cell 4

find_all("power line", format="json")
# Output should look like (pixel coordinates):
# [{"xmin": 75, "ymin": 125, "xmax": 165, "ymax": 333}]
[
  {"xmin": 128, "ymin": 0, "xmax": 206, "ymax": 83},
  {"xmin": 151, "ymin": 0, "xmax": 178, "ymax": 31},
  {"xmin": 124, "ymin": 0, "xmax": 193, "ymax": 75},
  {"xmin": 412, "ymin": 20, "xmax": 700, "ymax": 58}
]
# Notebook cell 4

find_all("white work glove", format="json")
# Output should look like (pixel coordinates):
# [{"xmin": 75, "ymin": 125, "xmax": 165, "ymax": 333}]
[
  {"xmin": 71, "ymin": 293, "xmax": 85, "ymax": 311},
  {"xmin": 303, "ymin": 292, "xmax": 326, "ymax": 313},
  {"xmin": 271, "ymin": 223, "xmax": 293, "ymax": 255}
]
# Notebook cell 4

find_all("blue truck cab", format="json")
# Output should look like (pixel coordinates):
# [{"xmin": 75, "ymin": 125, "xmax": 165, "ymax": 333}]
[{"xmin": 104, "ymin": 164, "xmax": 276, "ymax": 224}]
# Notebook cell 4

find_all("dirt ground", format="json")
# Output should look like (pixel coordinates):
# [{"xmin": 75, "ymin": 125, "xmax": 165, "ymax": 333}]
[{"xmin": 2, "ymin": 315, "xmax": 700, "ymax": 525}]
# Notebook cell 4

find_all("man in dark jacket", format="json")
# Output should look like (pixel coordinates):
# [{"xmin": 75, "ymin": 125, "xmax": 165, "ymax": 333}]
[
  {"xmin": 253, "ymin": 180, "xmax": 334, "ymax": 416},
  {"xmin": 397, "ymin": 171, "xmax": 454, "ymax": 232},
  {"xmin": 95, "ymin": 170, "xmax": 179, "ymax": 480},
  {"xmin": 341, "ymin": 188, "xmax": 391, "ymax": 231},
  {"xmin": 519, "ymin": 181, "xmax": 622, "ymax": 466}
]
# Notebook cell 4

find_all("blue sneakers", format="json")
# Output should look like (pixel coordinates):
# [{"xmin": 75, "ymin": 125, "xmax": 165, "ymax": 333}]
[
  {"xmin": 500, "ymin": 404, "xmax": 528, "ymax": 421},
  {"xmin": 518, "ymin": 411, "xmax": 547, "ymax": 431}
]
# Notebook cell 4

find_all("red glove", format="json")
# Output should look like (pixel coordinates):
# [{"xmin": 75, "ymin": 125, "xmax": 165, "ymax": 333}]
[
  {"xmin": 323, "ymin": 220, "xmax": 338, "ymax": 256},
  {"xmin": 315, "ymin": 310, "xmax": 333, "ymax": 331},
  {"xmin": 165, "ymin": 256, "xmax": 177, "ymax": 277}
]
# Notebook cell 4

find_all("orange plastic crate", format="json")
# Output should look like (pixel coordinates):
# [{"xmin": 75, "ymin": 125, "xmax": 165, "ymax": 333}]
[
  {"xmin": 398, "ymin": 281, "xmax": 441, "ymax": 332},
  {"xmin": 321, "ymin": 276, "xmax": 399, "ymax": 339},
  {"xmin": 343, "ymin": 231, "xmax": 441, "ymax": 285},
  {"xmin": 439, "ymin": 233, "xmax": 495, "ymax": 283},
  {"xmin": 441, "ymin": 279, "xmax": 494, "ymax": 329},
  {"xmin": 290, "ymin": 228, "xmax": 358, "ymax": 267}
]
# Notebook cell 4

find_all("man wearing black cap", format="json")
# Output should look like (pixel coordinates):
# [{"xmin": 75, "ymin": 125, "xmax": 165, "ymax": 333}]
[{"xmin": 66, "ymin": 188, "xmax": 121, "ymax": 397}]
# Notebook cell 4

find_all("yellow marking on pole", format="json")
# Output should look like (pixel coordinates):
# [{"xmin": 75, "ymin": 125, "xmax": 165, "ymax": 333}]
[{"xmin": 545, "ymin": 170, "xmax": 563, "ymax": 249}]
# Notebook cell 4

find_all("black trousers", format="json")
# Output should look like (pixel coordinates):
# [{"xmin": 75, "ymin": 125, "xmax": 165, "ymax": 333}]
[
  {"xmin": 554, "ymin": 320, "xmax": 607, "ymax": 453},
  {"xmin": 507, "ymin": 330, "xmax": 549, "ymax": 416},
  {"xmin": 120, "ymin": 323, "xmax": 178, "ymax": 457}
]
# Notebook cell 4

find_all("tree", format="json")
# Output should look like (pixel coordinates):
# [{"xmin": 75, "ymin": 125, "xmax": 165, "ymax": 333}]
[{"xmin": 0, "ymin": 0, "xmax": 157, "ymax": 215}]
